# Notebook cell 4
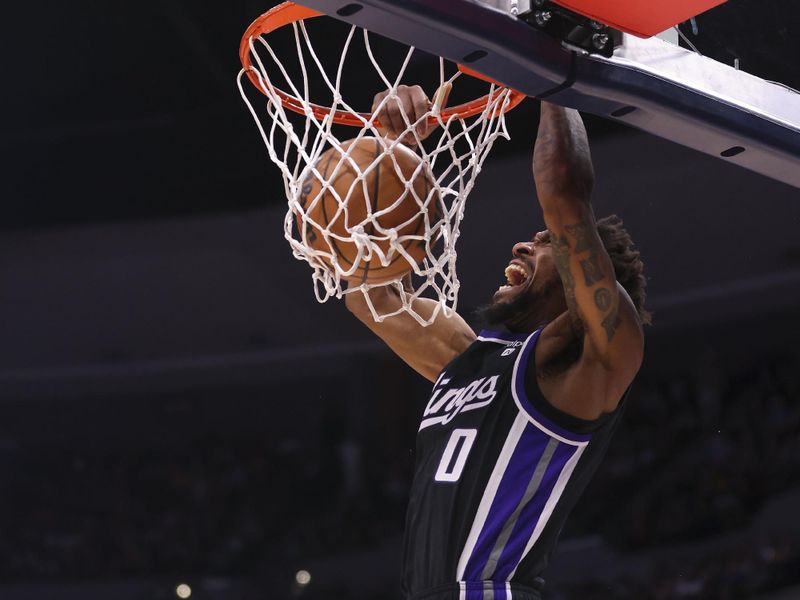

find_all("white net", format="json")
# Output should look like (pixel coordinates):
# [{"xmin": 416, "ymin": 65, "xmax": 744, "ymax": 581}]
[{"xmin": 237, "ymin": 14, "xmax": 515, "ymax": 325}]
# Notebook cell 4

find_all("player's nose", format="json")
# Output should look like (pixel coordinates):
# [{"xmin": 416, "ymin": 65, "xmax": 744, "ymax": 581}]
[{"xmin": 512, "ymin": 241, "xmax": 534, "ymax": 258}]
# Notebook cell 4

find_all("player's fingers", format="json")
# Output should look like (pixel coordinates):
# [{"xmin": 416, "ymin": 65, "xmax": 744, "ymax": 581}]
[
  {"xmin": 395, "ymin": 85, "xmax": 425, "ymax": 146},
  {"xmin": 371, "ymin": 90, "xmax": 386, "ymax": 116},
  {"xmin": 385, "ymin": 94, "xmax": 406, "ymax": 141},
  {"xmin": 371, "ymin": 90, "xmax": 392, "ymax": 137},
  {"xmin": 410, "ymin": 85, "xmax": 431, "ymax": 140},
  {"xmin": 409, "ymin": 82, "xmax": 451, "ymax": 144},
  {"xmin": 397, "ymin": 93, "xmax": 418, "ymax": 146}
]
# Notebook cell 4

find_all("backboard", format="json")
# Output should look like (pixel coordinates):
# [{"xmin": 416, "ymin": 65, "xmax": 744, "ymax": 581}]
[{"xmin": 287, "ymin": 0, "xmax": 800, "ymax": 189}]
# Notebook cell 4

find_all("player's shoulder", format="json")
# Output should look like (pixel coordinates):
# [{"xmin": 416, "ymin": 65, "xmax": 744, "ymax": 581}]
[
  {"xmin": 434, "ymin": 327, "xmax": 521, "ymax": 377},
  {"xmin": 457, "ymin": 328, "xmax": 536, "ymax": 370},
  {"xmin": 474, "ymin": 329, "xmax": 532, "ymax": 345}
]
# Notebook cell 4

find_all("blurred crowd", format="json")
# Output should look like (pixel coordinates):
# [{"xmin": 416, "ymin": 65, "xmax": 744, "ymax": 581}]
[
  {"xmin": 552, "ymin": 536, "xmax": 800, "ymax": 599},
  {"xmin": 0, "ymin": 420, "xmax": 409, "ymax": 580},
  {"xmin": 1, "ymin": 347, "xmax": 799, "ymax": 596},
  {"xmin": 570, "ymin": 349, "xmax": 800, "ymax": 547}
]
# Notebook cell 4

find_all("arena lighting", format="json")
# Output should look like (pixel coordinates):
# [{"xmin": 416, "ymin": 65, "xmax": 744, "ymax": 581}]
[
  {"xmin": 295, "ymin": 570, "xmax": 311, "ymax": 586},
  {"xmin": 175, "ymin": 583, "xmax": 192, "ymax": 598}
]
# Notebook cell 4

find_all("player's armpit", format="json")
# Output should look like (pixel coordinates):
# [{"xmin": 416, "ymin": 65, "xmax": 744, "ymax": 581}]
[
  {"xmin": 545, "ymin": 203, "xmax": 643, "ymax": 378},
  {"xmin": 345, "ymin": 285, "xmax": 476, "ymax": 382}
]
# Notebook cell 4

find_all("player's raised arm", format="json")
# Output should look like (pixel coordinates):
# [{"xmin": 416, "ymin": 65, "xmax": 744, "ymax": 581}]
[
  {"xmin": 533, "ymin": 102, "xmax": 643, "ymax": 376},
  {"xmin": 345, "ymin": 284, "xmax": 475, "ymax": 382}
]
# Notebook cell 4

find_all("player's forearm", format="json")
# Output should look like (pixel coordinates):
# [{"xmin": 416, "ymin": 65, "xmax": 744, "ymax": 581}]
[
  {"xmin": 533, "ymin": 104, "xmax": 628, "ymax": 355},
  {"xmin": 345, "ymin": 284, "xmax": 475, "ymax": 382},
  {"xmin": 344, "ymin": 284, "xmax": 399, "ymax": 321},
  {"xmin": 533, "ymin": 103, "xmax": 594, "ymax": 211}
]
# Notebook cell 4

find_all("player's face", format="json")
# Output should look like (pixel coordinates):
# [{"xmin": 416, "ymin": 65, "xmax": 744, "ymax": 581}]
[
  {"xmin": 479, "ymin": 230, "xmax": 565, "ymax": 331},
  {"xmin": 493, "ymin": 230, "xmax": 558, "ymax": 304}
]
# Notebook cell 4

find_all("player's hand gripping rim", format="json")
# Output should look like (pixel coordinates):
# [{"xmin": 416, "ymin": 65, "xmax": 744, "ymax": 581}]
[{"xmin": 371, "ymin": 83, "xmax": 452, "ymax": 148}]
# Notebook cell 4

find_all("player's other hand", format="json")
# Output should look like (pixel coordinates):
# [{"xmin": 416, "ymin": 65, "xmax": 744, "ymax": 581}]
[{"xmin": 371, "ymin": 83, "xmax": 451, "ymax": 147}]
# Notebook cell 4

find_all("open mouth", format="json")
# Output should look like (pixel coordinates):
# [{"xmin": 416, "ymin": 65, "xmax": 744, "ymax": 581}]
[
  {"xmin": 505, "ymin": 263, "xmax": 528, "ymax": 286},
  {"xmin": 496, "ymin": 262, "xmax": 531, "ymax": 295}
]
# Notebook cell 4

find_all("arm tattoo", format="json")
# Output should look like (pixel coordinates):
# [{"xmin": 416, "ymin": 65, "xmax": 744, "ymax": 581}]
[
  {"xmin": 596, "ymin": 287, "xmax": 621, "ymax": 341},
  {"xmin": 552, "ymin": 232, "xmax": 582, "ymax": 331},
  {"xmin": 594, "ymin": 287, "xmax": 611, "ymax": 311},
  {"xmin": 602, "ymin": 307, "xmax": 622, "ymax": 342},
  {"xmin": 565, "ymin": 222, "xmax": 604, "ymax": 286},
  {"xmin": 556, "ymin": 222, "xmax": 623, "ymax": 342},
  {"xmin": 579, "ymin": 253, "xmax": 604, "ymax": 286},
  {"xmin": 563, "ymin": 222, "xmax": 592, "ymax": 253}
]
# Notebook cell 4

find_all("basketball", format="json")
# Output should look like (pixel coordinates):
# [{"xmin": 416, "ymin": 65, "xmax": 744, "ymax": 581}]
[{"xmin": 296, "ymin": 137, "xmax": 439, "ymax": 284}]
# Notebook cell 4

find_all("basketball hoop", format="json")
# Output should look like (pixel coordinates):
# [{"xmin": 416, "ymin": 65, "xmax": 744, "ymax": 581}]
[{"xmin": 237, "ymin": 1, "xmax": 525, "ymax": 325}]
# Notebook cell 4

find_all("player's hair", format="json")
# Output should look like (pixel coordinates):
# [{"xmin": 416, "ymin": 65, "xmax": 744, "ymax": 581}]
[{"xmin": 596, "ymin": 215, "xmax": 652, "ymax": 325}]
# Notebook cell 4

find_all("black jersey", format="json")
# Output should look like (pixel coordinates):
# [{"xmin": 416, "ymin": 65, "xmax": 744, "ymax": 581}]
[{"xmin": 400, "ymin": 328, "xmax": 627, "ymax": 600}]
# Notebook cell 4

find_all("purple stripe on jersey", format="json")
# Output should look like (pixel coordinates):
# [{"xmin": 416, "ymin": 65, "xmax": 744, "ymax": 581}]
[
  {"xmin": 478, "ymin": 329, "xmax": 531, "ymax": 343},
  {"xmin": 492, "ymin": 440, "xmax": 578, "ymax": 578},
  {"xmin": 463, "ymin": 424, "xmax": 553, "ymax": 580},
  {"xmin": 464, "ymin": 581, "xmax": 484, "ymax": 600},
  {"xmin": 514, "ymin": 331, "xmax": 593, "ymax": 443},
  {"xmin": 494, "ymin": 582, "xmax": 508, "ymax": 600}
]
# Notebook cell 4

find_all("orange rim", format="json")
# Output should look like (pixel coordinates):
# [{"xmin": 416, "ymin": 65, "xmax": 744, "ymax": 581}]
[{"xmin": 239, "ymin": 1, "xmax": 526, "ymax": 127}]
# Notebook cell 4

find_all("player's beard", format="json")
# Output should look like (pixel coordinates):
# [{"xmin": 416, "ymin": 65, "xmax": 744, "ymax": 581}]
[{"xmin": 475, "ymin": 276, "xmax": 561, "ymax": 332}]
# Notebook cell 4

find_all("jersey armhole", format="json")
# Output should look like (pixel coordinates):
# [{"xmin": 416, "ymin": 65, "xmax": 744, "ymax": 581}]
[{"xmin": 511, "ymin": 329, "xmax": 605, "ymax": 444}]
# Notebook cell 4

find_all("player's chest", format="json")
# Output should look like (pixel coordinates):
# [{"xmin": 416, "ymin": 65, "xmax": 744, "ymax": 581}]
[
  {"xmin": 418, "ymin": 346, "xmax": 519, "ymax": 432},
  {"xmin": 415, "ymin": 351, "xmax": 522, "ymax": 484}
]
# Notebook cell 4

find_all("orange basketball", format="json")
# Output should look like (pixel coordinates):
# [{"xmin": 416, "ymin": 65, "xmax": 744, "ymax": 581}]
[{"xmin": 296, "ymin": 138, "xmax": 439, "ymax": 284}]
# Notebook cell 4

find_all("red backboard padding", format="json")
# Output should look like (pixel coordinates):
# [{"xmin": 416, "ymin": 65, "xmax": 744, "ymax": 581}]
[{"xmin": 550, "ymin": 0, "xmax": 727, "ymax": 38}]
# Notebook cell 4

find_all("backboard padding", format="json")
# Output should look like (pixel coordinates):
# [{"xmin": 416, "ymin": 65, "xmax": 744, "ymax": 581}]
[{"xmin": 551, "ymin": 0, "xmax": 728, "ymax": 38}]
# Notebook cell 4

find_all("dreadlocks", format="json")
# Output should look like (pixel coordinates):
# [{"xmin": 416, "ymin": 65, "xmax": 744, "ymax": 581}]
[{"xmin": 596, "ymin": 214, "xmax": 651, "ymax": 325}]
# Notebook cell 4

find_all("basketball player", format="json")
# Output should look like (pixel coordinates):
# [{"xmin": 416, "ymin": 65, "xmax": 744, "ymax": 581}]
[{"xmin": 346, "ymin": 88, "xmax": 650, "ymax": 600}]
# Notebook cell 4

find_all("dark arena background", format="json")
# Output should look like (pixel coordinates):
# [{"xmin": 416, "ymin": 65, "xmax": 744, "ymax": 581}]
[{"xmin": 2, "ymin": 1, "xmax": 800, "ymax": 599}]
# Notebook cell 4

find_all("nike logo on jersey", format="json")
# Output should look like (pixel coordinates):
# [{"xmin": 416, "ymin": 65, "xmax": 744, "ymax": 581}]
[{"xmin": 419, "ymin": 375, "xmax": 500, "ymax": 431}]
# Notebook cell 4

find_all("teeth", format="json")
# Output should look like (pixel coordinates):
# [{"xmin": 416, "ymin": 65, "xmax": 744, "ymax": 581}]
[{"xmin": 504, "ymin": 264, "xmax": 528, "ymax": 286}]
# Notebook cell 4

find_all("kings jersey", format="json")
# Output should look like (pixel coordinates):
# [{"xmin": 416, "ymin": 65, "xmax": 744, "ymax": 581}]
[{"xmin": 400, "ymin": 328, "xmax": 627, "ymax": 600}]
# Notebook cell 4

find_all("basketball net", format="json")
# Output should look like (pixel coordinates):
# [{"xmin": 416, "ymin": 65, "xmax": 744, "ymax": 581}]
[{"xmin": 237, "ymin": 8, "xmax": 518, "ymax": 325}]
